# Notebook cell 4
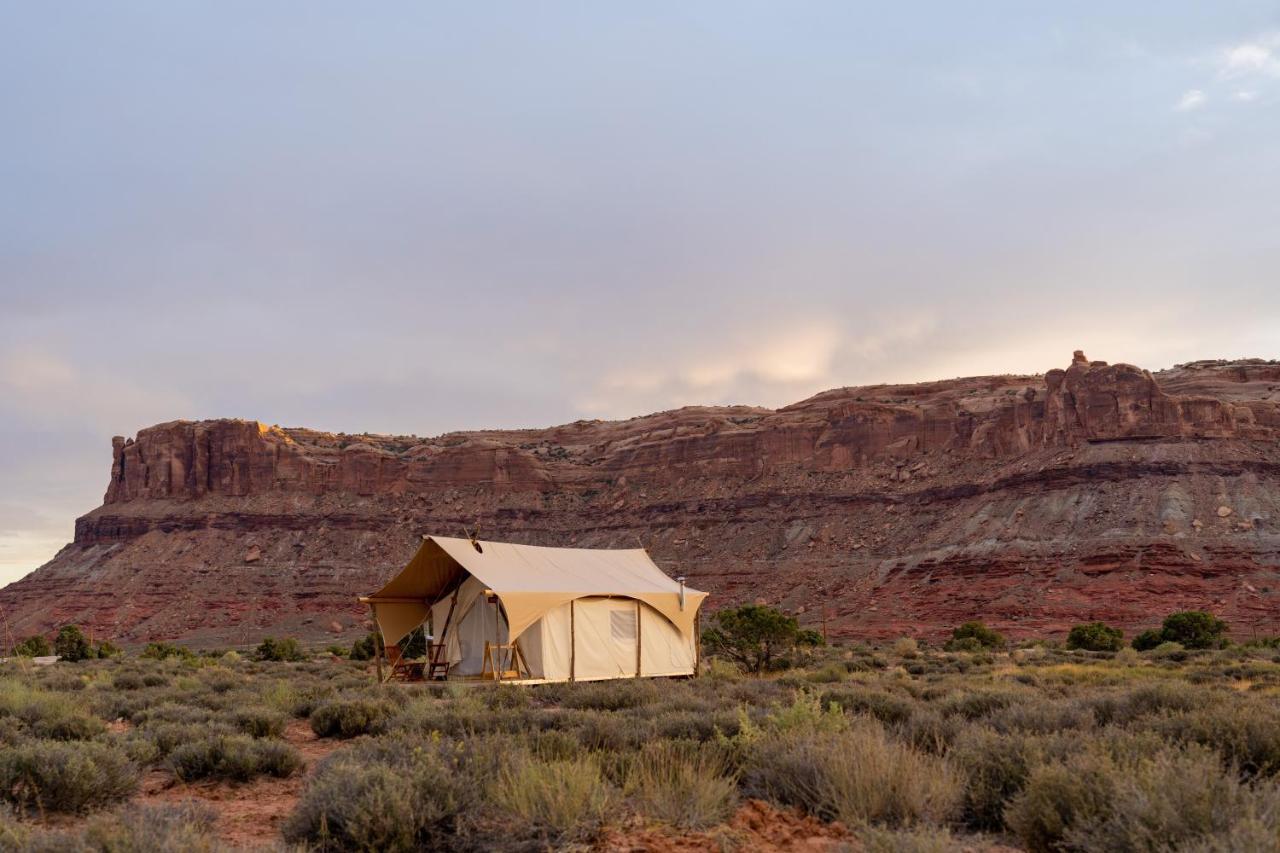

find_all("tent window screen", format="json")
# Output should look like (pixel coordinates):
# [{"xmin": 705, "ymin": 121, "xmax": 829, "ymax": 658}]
[{"xmin": 610, "ymin": 607, "xmax": 637, "ymax": 642}]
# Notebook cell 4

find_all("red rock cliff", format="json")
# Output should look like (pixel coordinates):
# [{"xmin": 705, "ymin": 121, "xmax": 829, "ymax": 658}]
[{"xmin": 4, "ymin": 353, "xmax": 1279, "ymax": 646}]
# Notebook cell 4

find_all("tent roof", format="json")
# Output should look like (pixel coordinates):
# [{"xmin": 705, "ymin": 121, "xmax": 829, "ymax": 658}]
[{"xmin": 362, "ymin": 535, "xmax": 707, "ymax": 645}]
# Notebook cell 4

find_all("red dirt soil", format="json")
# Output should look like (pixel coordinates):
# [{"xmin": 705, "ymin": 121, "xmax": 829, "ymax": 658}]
[{"xmin": 135, "ymin": 719, "xmax": 340, "ymax": 848}]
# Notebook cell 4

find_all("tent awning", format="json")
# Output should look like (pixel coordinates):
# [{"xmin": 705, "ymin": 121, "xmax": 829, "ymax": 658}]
[{"xmin": 361, "ymin": 535, "xmax": 707, "ymax": 645}]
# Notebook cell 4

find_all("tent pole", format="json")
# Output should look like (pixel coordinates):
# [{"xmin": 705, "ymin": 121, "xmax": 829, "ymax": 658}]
[
  {"xmin": 369, "ymin": 603, "xmax": 384, "ymax": 684},
  {"xmin": 635, "ymin": 600, "xmax": 642, "ymax": 678},
  {"xmin": 694, "ymin": 607, "xmax": 701, "ymax": 676},
  {"xmin": 569, "ymin": 599, "xmax": 576, "ymax": 683}
]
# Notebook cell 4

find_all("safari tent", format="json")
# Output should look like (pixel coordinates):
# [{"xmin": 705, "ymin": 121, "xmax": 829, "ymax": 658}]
[{"xmin": 359, "ymin": 535, "xmax": 707, "ymax": 683}]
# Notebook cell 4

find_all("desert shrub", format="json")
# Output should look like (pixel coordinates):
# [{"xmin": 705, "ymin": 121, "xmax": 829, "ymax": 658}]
[
  {"xmin": 0, "ymin": 739, "xmax": 138, "ymax": 813},
  {"xmin": 703, "ymin": 657, "xmax": 742, "ymax": 681},
  {"xmin": 167, "ymin": 734, "xmax": 301, "ymax": 782},
  {"xmin": 141, "ymin": 721, "xmax": 234, "ymax": 757},
  {"xmin": 1066, "ymin": 621, "xmax": 1124, "ymax": 652},
  {"xmin": 653, "ymin": 708, "xmax": 740, "ymax": 742},
  {"xmin": 1090, "ymin": 681, "xmax": 1215, "ymax": 726},
  {"xmin": 288, "ymin": 683, "xmax": 337, "ymax": 718},
  {"xmin": 389, "ymin": 694, "xmax": 540, "ymax": 739},
  {"xmin": 132, "ymin": 702, "xmax": 219, "ymax": 727},
  {"xmin": 197, "ymin": 667, "xmax": 242, "ymax": 693},
  {"xmin": 231, "ymin": 705, "xmax": 288, "ymax": 738},
  {"xmin": 1132, "ymin": 629, "xmax": 1164, "ymax": 651},
  {"xmin": 945, "ymin": 621, "xmax": 1005, "ymax": 651},
  {"xmin": 820, "ymin": 686, "xmax": 916, "ymax": 725},
  {"xmin": 624, "ymin": 741, "xmax": 737, "ymax": 829},
  {"xmin": 50, "ymin": 801, "xmax": 224, "ymax": 852},
  {"xmin": 489, "ymin": 751, "xmax": 615, "ymax": 840},
  {"xmin": 94, "ymin": 640, "xmax": 122, "ymax": 659},
  {"xmin": 560, "ymin": 679, "xmax": 659, "ymax": 711},
  {"xmin": 0, "ymin": 803, "xmax": 29, "ymax": 848},
  {"xmin": 285, "ymin": 735, "xmax": 481, "ymax": 851},
  {"xmin": 566, "ymin": 709, "xmax": 655, "ymax": 751},
  {"xmin": 254, "ymin": 636, "xmax": 307, "ymax": 662},
  {"xmin": 701, "ymin": 604, "xmax": 805, "ymax": 674},
  {"xmin": 1153, "ymin": 701, "xmax": 1280, "ymax": 777},
  {"xmin": 949, "ymin": 727, "xmax": 1056, "ymax": 830},
  {"xmin": 862, "ymin": 824, "xmax": 967, "ymax": 853},
  {"xmin": 892, "ymin": 637, "xmax": 921, "ymax": 658},
  {"xmin": 113, "ymin": 672, "xmax": 146, "ymax": 691},
  {"xmin": 54, "ymin": 625, "xmax": 93, "ymax": 662},
  {"xmin": 0, "ymin": 681, "xmax": 105, "ymax": 741},
  {"xmin": 896, "ymin": 709, "xmax": 964, "ymax": 755},
  {"xmin": 804, "ymin": 662, "xmax": 847, "ymax": 683},
  {"xmin": 349, "ymin": 632, "xmax": 380, "ymax": 661},
  {"xmin": 937, "ymin": 687, "xmax": 1022, "ymax": 720},
  {"xmin": 1113, "ymin": 646, "xmax": 1141, "ymax": 665},
  {"xmin": 1007, "ymin": 744, "xmax": 1276, "ymax": 852},
  {"xmin": 741, "ymin": 718, "xmax": 961, "ymax": 827},
  {"xmin": 1162, "ymin": 611, "xmax": 1229, "ymax": 650},
  {"xmin": 309, "ymin": 697, "xmax": 396, "ymax": 738},
  {"xmin": 984, "ymin": 699, "xmax": 1094, "ymax": 735},
  {"xmin": 12, "ymin": 635, "xmax": 51, "ymax": 657},
  {"xmin": 1003, "ymin": 750, "xmax": 1118, "ymax": 851},
  {"xmin": 141, "ymin": 641, "xmax": 194, "ymax": 661}
]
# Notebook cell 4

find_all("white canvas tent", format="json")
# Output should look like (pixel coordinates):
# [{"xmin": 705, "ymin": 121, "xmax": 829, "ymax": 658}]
[{"xmin": 359, "ymin": 535, "xmax": 707, "ymax": 682}]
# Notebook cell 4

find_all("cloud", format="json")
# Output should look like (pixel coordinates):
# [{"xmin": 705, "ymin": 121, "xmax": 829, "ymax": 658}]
[
  {"xmin": 1233, "ymin": 90, "xmax": 1258, "ymax": 102},
  {"xmin": 1221, "ymin": 33, "xmax": 1280, "ymax": 78},
  {"xmin": 1175, "ymin": 89, "xmax": 1206, "ymax": 111},
  {"xmin": 572, "ymin": 315, "xmax": 940, "ymax": 419},
  {"xmin": 0, "ymin": 349, "xmax": 193, "ymax": 433}
]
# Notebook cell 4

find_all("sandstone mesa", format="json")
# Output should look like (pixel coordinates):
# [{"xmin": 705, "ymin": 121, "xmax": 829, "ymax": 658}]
[{"xmin": 3, "ymin": 353, "xmax": 1279, "ymax": 646}]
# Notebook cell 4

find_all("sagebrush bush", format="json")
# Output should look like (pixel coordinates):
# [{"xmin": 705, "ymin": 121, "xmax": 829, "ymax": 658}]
[
  {"xmin": 624, "ymin": 741, "xmax": 737, "ymax": 829},
  {"xmin": 231, "ymin": 705, "xmax": 288, "ymax": 738},
  {"xmin": 1153, "ymin": 700, "xmax": 1280, "ymax": 777},
  {"xmin": 821, "ymin": 686, "xmax": 917, "ymax": 725},
  {"xmin": 490, "ymin": 751, "xmax": 615, "ymax": 840},
  {"xmin": 167, "ymin": 734, "xmax": 301, "ymax": 782},
  {"xmin": 141, "ymin": 720, "xmax": 235, "ymax": 758},
  {"xmin": 79, "ymin": 801, "xmax": 223, "ymax": 852},
  {"xmin": 559, "ymin": 679, "xmax": 659, "ymax": 711},
  {"xmin": 0, "ymin": 804, "xmax": 29, "ymax": 848},
  {"xmin": 742, "ymin": 718, "xmax": 962, "ymax": 827},
  {"xmin": 309, "ymin": 697, "xmax": 396, "ymax": 738},
  {"xmin": 285, "ymin": 734, "xmax": 481, "ymax": 851},
  {"xmin": 0, "ymin": 739, "xmax": 138, "ymax": 813},
  {"xmin": 1007, "ymin": 744, "xmax": 1278, "ymax": 852},
  {"xmin": 0, "ymin": 681, "xmax": 105, "ymax": 741},
  {"xmin": 949, "ymin": 726, "xmax": 1060, "ymax": 830}
]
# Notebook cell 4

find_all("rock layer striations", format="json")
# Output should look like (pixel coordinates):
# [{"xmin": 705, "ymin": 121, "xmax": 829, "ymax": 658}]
[{"xmin": 4, "ymin": 353, "xmax": 1280, "ymax": 646}]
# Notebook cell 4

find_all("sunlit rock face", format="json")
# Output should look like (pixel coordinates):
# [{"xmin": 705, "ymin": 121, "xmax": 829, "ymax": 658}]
[{"xmin": 4, "ymin": 354, "xmax": 1280, "ymax": 646}]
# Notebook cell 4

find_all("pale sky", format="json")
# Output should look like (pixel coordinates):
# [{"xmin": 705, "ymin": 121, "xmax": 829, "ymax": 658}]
[{"xmin": 3, "ymin": 3, "xmax": 1279, "ymax": 585}]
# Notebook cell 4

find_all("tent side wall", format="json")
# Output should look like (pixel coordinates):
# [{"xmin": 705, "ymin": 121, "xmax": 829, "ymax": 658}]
[{"xmin": 513, "ymin": 597, "xmax": 697, "ymax": 682}]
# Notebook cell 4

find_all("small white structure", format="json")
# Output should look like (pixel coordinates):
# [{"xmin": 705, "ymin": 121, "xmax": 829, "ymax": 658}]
[{"xmin": 360, "ymin": 535, "xmax": 707, "ymax": 682}]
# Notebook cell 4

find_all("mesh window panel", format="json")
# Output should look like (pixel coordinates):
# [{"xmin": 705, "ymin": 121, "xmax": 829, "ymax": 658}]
[{"xmin": 610, "ymin": 608, "xmax": 637, "ymax": 642}]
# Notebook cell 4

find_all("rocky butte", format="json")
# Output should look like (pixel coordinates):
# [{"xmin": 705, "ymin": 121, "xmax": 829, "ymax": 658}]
[{"xmin": 3, "ymin": 352, "xmax": 1279, "ymax": 647}]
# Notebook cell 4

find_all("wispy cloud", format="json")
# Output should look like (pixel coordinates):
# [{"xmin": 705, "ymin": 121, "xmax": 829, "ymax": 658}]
[
  {"xmin": 1175, "ymin": 89, "xmax": 1206, "ymax": 111},
  {"xmin": 1220, "ymin": 33, "xmax": 1280, "ymax": 78}
]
